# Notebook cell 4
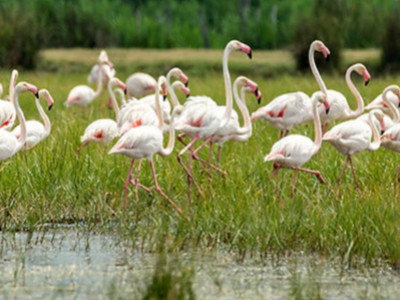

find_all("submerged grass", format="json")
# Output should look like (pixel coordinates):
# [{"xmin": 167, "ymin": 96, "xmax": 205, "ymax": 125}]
[{"xmin": 0, "ymin": 50, "xmax": 400, "ymax": 269}]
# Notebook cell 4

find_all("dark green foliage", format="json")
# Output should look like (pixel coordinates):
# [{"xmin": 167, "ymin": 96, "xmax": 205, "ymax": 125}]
[{"xmin": 381, "ymin": 8, "xmax": 400, "ymax": 71}]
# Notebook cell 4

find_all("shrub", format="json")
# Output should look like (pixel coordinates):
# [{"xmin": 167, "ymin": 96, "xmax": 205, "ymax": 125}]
[{"xmin": 381, "ymin": 8, "xmax": 400, "ymax": 72}]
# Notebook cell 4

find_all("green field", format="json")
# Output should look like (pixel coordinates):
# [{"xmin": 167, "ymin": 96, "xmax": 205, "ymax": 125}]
[{"xmin": 1, "ymin": 48, "xmax": 400, "ymax": 271}]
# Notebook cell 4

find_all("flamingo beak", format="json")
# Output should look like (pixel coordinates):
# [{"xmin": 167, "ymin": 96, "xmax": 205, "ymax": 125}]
[
  {"xmin": 325, "ymin": 100, "xmax": 330, "ymax": 114},
  {"xmin": 247, "ymin": 50, "xmax": 252, "ymax": 59},
  {"xmin": 163, "ymin": 95, "xmax": 167, "ymax": 101},
  {"xmin": 35, "ymin": 92, "xmax": 39, "ymax": 99},
  {"xmin": 363, "ymin": 70, "xmax": 371, "ymax": 86},
  {"xmin": 185, "ymin": 80, "xmax": 189, "ymax": 87},
  {"xmin": 48, "ymin": 104, "xmax": 53, "ymax": 111}
]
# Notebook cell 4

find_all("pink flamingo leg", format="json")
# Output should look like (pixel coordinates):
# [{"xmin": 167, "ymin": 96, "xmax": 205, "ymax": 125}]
[
  {"xmin": 216, "ymin": 145, "xmax": 222, "ymax": 166},
  {"xmin": 192, "ymin": 135, "xmax": 227, "ymax": 176},
  {"xmin": 76, "ymin": 142, "xmax": 89, "ymax": 155},
  {"xmin": 207, "ymin": 140, "xmax": 213, "ymax": 183},
  {"xmin": 177, "ymin": 136, "xmax": 203, "ymax": 200},
  {"xmin": 129, "ymin": 159, "xmax": 153, "ymax": 201},
  {"xmin": 149, "ymin": 160, "xmax": 183, "ymax": 216},
  {"xmin": 270, "ymin": 164, "xmax": 281, "ymax": 179},
  {"xmin": 279, "ymin": 131, "xmax": 284, "ymax": 139},
  {"xmin": 123, "ymin": 159, "xmax": 135, "ymax": 210},
  {"xmin": 395, "ymin": 162, "xmax": 400, "ymax": 196},
  {"xmin": 296, "ymin": 167, "xmax": 325, "ymax": 183},
  {"xmin": 336, "ymin": 155, "xmax": 349, "ymax": 196},
  {"xmin": 284, "ymin": 130, "xmax": 289, "ymax": 137},
  {"xmin": 178, "ymin": 133, "xmax": 206, "ymax": 170},
  {"xmin": 348, "ymin": 155, "xmax": 360, "ymax": 189}
]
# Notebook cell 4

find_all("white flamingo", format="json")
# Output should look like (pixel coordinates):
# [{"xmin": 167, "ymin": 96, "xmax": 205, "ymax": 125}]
[
  {"xmin": 11, "ymin": 89, "xmax": 54, "ymax": 150},
  {"xmin": 173, "ymin": 40, "xmax": 253, "ymax": 199},
  {"xmin": 0, "ymin": 82, "xmax": 38, "ymax": 161},
  {"xmin": 0, "ymin": 70, "xmax": 18, "ymax": 130},
  {"xmin": 264, "ymin": 92, "xmax": 328, "ymax": 196},
  {"xmin": 251, "ymin": 40, "xmax": 331, "ymax": 138},
  {"xmin": 88, "ymin": 50, "xmax": 115, "ymax": 85},
  {"xmin": 109, "ymin": 76, "xmax": 183, "ymax": 215},
  {"xmin": 323, "ymin": 109, "xmax": 383, "ymax": 195},
  {"xmin": 126, "ymin": 72, "xmax": 157, "ymax": 99},
  {"xmin": 212, "ymin": 76, "xmax": 262, "ymax": 165},
  {"xmin": 77, "ymin": 78, "xmax": 127, "ymax": 154},
  {"xmin": 65, "ymin": 64, "xmax": 107, "ymax": 107},
  {"xmin": 318, "ymin": 63, "xmax": 371, "ymax": 131}
]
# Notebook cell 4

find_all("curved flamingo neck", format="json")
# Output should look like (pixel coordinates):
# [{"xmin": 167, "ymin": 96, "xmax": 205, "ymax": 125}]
[
  {"xmin": 36, "ymin": 97, "xmax": 51, "ymax": 135},
  {"xmin": 93, "ymin": 67, "xmax": 104, "ymax": 98},
  {"xmin": 345, "ymin": 66, "xmax": 364, "ymax": 118},
  {"xmin": 222, "ymin": 45, "xmax": 234, "ymax": 121},
  {"xmin": 9, "ymin": 70, "xmax": 18, "ymax": 103},
  {"xmin": 367, "ymin": 111, "xmax": 381, "ymax": 151},
  {"xmin": 312, "ymin": 97, "xmax": 323, "ymax": 149},
  {"xmin": 234, "ymin": 82, "xmax": 251, "ymax": 136},
  {"xmin": 166, "ymin": 71, "xmax": 180, "ymax": 108},
  {"xmin": 13, "ymin": 88, "xmax": 26, "ymax": 148},
  {"xmin": 154, "ymin": 78, "xmax": 164, "ymax": 130},
  {"xmin": 159, "ymin": 107, "xmax": 180, "ymax": 156},
  {"xmin": 309, "ymin": 43, "xmax": 328, "ymax": 96},
  {"xmin": 108, "ymin": 82, "xmax": 120, "ymax": 119},
  {"xmin": 382, "ymin": 86, "xmax": 400, "ymax": 122}
]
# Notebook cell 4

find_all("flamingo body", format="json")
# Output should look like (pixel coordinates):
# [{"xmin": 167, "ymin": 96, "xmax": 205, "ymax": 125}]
[
  {"xmin": 80, "ymin": 119, "xmax": 118, "ymax": 146},
  {"xmin": 12, "ymin": 121, "xmax": 46, "ymax": 150},
  {"xmin": 0, "ymin": 100, "xmax": 15, "ymax": 130},
  {"xmin": 126, "ymin": 72, "xmax": 157, "ymax": 99},
  {"xmin": 0, "ymin": 129, "xmax": 20, "ymax": 160}
]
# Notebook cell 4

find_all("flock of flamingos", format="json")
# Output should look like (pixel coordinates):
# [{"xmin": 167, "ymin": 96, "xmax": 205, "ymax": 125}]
[{"xmin": 1, "ymin": 39, "xmax": 400, "ymax": 216}]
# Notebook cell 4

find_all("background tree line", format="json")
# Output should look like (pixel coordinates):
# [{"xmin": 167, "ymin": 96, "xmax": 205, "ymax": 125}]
[{"xmin": 0, "ymin": 0, "xmax": 399, "ymax": 69}]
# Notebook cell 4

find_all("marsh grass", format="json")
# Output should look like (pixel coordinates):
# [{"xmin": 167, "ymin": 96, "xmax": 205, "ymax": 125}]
[{"xmin": 1, "ymin": 50, "xmax": 400, "ymax": 270}]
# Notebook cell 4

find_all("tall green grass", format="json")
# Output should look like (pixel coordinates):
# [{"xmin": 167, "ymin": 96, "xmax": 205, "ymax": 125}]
[{"xmin": 1, "ymin": 60, "xmax": 400, "ymax": 268}]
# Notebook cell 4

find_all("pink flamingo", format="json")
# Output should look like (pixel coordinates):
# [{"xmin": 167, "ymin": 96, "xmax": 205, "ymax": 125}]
[
  {"xmin": 65, "ymin": 64, "xmax": 107, "ymax": 108},
  {"xmin": 212, "ymin": 76, "xmax": 262, "ymax": 165},
  {"xmin": 0, "ymin": 82, "xmax": 39, "ymax": 161},
  {"xmin": 77, "ymin": 77, "xmax": 127, "ymax": 154},
  {"xmin": 88, "ymin": 50, "xmax": 115, "ymax": 85},
  {"xmin": 109, "ymin": 76, "xmax": 183, "ymax": 215},
  {"xmin": 318, "ymin": 63, "xmax": 371, "ymax": 132},
  {"xmin": 264, "ymin": 92, "xmax": 328, "ymax": 196},
  {"xmin": 0, "ymin": 70, "xmax": 18, "ymax": 130},
  {"xmin": 173, "ymin": 40, "xmax": 252, "ymax": 200},
  {"xmin": 126, "ymin": 72, "xmax": 157, "ymax": 99},
  {"xmin": 11, "ymin": 89, "xmax": 54, "ymax": 150},
  {"xmin": 251, "ymin": 40, "xmax": 331, "ymax": 138},
  {"xmin": 323, "ymin": 108, "xmax": 383, "ymax": 195}
]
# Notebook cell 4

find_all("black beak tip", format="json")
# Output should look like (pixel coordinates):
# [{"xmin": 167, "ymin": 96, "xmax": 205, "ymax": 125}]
[
  {"xmin": 163, "ymin": 95, "xmax": 167, "ymax": 101},
  {"xmin": 365, "ymin": 80, "xmax": 370, "ymax": 86},
  {"xmin": 325, "ymin": 54, "xmax": 330, "ymax": 62},
  {"xmin": 257, "ymin": 97, "xmax": 261, "ymax": 105},
  {"xmin": 48, "ymin": 104, "xmax": 53, "ymax": 111},
  {"xmin": 381, "ymin": 130, "xmax": 385, "ymax": 135},
  {"xmin": 326, "ymin": 108, "xmax": 330, "ymax": 114},
  {"xmin": 186, "ymin": 93, "xmax": 190, "ymax": 98},
  {"xmin": 185, "ymin": 80, "xmax": 189, "ymax": 87},
  {"xmin": 35, "ymin": 92, "xmax": 39, "ymax": 99},
  {"xmin": 248, "ymin": 50, "xmax": 252, "ymax": 59},
  {"xmin": 124, "ymin": 88, "xmax": 127, "ymax": 95}
]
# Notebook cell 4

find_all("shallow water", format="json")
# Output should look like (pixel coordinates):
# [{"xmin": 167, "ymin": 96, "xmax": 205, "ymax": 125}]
[{"xmin": 0, "ymin": 228, "xmax": 400, "ymax": 299}]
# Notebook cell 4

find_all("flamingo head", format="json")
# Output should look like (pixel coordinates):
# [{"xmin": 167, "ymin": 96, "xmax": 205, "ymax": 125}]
[
  {"xmin": 314, "ymin": 91, "xmax": 330, "ymax": 114},
  {"xmin": 171, "ymin": 81, "xmax": 190, "ymax": 98},
  {"xmin": 110, "ymin": 77, "xmax": 127, "ymax": 95},
  {"xmin": 39, "ymin": 89, "xmax": 54, "ymax": 111},
  {"xmin": 228, "ymin": 40, "xmax": 252, "ymax": 59},
  {"xmin": 15, "ymin": 82, "xmax": 38, "ymax": 98},
  {"xmin": 98, "ymin": 50, "xmax": 114, "ymax": 69},
  {"xmin": 370, "ymin": 109, "xmax": 385, "ymax": 134},
  {"xmin": 313, "ymin": 40, "xmax": 331, "ymax": 60},
  {"xmin": 353, "ymin": 63, "xmax": 371, "ymax": 86}
]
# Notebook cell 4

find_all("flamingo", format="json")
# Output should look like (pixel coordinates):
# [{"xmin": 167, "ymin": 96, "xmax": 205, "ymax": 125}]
[
  {"xmin": 0, "ymin": 82, "xmax": 38, "ymax": 161},
  {"xmin": 264, "ymin": 92, "xmax": 328, "ymax": 196},
  {"xmin": 126, "ymin": 72, "xmax": 157, "ymax": 99},
  {"xmin": 377, "ymin": 86, "xmax": 400, "ymax": 190},
  {"xmin": 77, "ymin": 77, "xmax": 127, "ymax": 154},
  {"xmin": 11, "ymin": 89, "xmax": 54, "ymax": 150},
  {"xmin": 173, "ymin": 40, "xmax": 253, "ymax": 200},
  {"xmin": 318, "ymin": 63, "xmax": 371, "ymax": 132},
  {"xmin": 251, "ymin": 40, "xmax": 331, "ymax": 138},
  {"xmin": 109, "ymin": 76, "xmax": 183, "ymax": 216},
  {"xmin": 212, "ymin": 76, "xmax": 262, "ymax": 165},
  {"xmin": 88, "ymin": 50, "xmax": 115, "ymax": 85},
  {"xmin": 118, "ymin": 80, "xmax": 189, "ymax": 136},
  {"xmin": 365, "ymin": 87, "xmax": 400, "ymax": 113},
  {"xmin": 65, "ymin": 64, "xmax": 107, "ymax": 107},
  {"xmin": 0, "ymin": 70, "xmax": 18, "ymax": 130},
  {"xmin": 323, "ymin": 109, "xmax": 383, "ymax": 195}
]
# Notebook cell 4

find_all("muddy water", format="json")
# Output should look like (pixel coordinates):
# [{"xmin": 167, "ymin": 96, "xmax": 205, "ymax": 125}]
[{"xmin": 0, "ymin": 228, "xmax": 400, "ymax": 299}]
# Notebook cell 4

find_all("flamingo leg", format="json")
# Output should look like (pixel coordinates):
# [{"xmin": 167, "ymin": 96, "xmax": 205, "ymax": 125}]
[
  {"xmin": 296, "ymin": 167, "xmax": 325, "ymax": 183},
  {"xmin": 177, "ymin": 136, "xmax": 203, "ymax": 200},
  {"xmin": 291, "ymin": 169, "xmax": 299, "ymax": 196},
  {"xmin": 270, "ymin": 163, "xmax": 281, "ymax": 179},
  {"xmin": 208, "ymin": 140, "xmax": 213, "ymax": 183},
  {"xmin": 123, "ymin": 159, "xmax": 135, "ymax": 210},
  {"xmin": 216, "ymin": 145, "xmax": 222, "ymax": 166},
  {"xmin": 279, "ymin": 131, "xmax": 283, "ymax": 139},
  {"xmin": 395, "ymin": 162, "xmax": 400, "ymax": 196},
  {"xmin": 193, "ymin": 135, "xmax": 227, "ymax": 176},
  {"xmin": 129, "ymin": 159, "xmax": 153, "ymax": 201},
  {"xmin": 178, "ymin": 133, "xmax": 206, "ymax": 170},
  {"xmin": 149, "ymin": 160, "xmax": 183, "ymax": 216},
  {"xmin": 336, "ymin": 155, "xmax": 349, "ymax": 196},
  {"xmin": 348, "ymin": 155, "xmax": 360, "ymax": 189},
  {"xmin": 284, "ymin": 130, "xmax": 289, "ymax": 137},
  {"xmin": 76, "ymin": 142, "xmax": 89, "ymax": 155}
]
